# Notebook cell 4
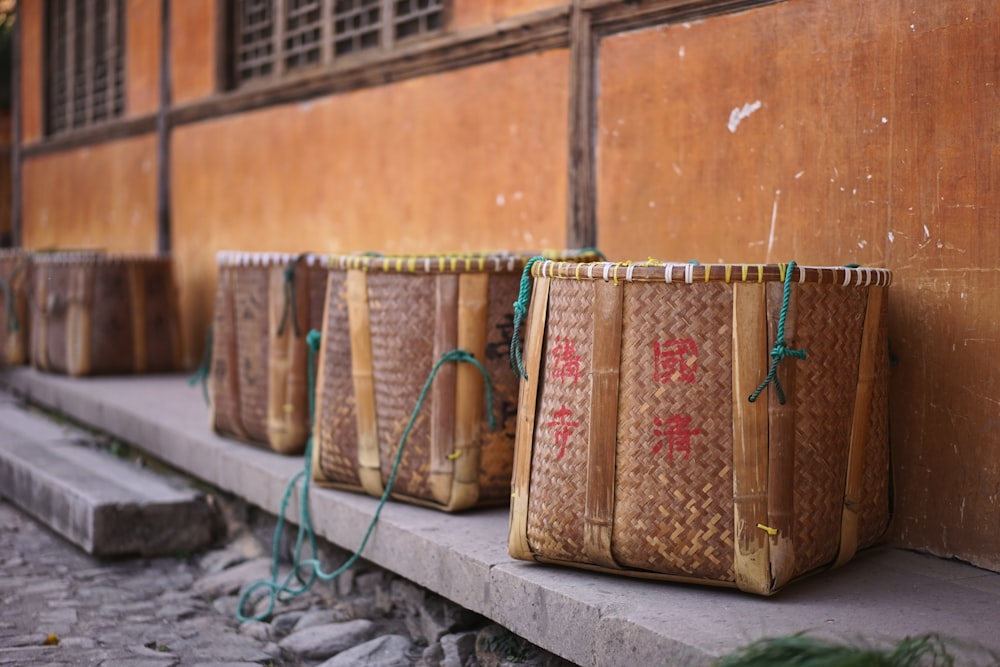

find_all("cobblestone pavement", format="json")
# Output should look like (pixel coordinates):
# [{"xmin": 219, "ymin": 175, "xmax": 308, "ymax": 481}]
[{"xmin": 0, "ymin": 496, "xmax": 574, "ymax": 667}]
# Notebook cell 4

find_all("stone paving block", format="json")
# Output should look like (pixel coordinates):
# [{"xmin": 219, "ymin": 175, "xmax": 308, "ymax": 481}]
[{"xmin": 0, "ymin": 401, "xmax": 216, "ymax": 557}]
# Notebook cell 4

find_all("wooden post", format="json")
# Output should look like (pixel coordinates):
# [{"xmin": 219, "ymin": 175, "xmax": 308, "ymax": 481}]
[{"xmin": 566, "ymin": 0, "xmax": 596, "ymax": 249}]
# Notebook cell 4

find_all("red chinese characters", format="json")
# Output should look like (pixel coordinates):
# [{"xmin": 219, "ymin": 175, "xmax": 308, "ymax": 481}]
[
  {"xmin": 653, "ymin": 415, "xmax": 701, "ymax": 460},
  {"xmin": 653, "ymin": 338, "xmax": 698, "ymax": 384},
  {"xmin": 550, "ymin": 336, "xmax": 583, "ymax": 384},
  {"xmin": 547, "ymin": 405, "xmax": 579, "ymax": 459}
]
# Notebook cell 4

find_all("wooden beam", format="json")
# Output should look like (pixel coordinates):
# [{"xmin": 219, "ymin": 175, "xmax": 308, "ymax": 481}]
[
  {"xmin": 11, "ymin": 4, "xmax": 22, "ymax": 247},
  {"xmin": 584, "ymin": 0, "xmax": 783, "ymax": 35},
  {"xmin": 157, "ymin": 0, "xmax": 172, "ymax": 254},
  {"xmin": 566, "ymin": 0, "xmax": 595, "ymax": 249},
  {"xmin": 21, "ymin": 114, "xmax": 158, "ymax": 158}
]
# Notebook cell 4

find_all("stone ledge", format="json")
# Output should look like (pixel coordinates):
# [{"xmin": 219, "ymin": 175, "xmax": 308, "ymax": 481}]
[
  {"xmin": 2, "ymin": 368, "xmax": 999, "ymax": 666},
  {"xmin": 0, "ymin": 394, "xmax": 216, "ymax": 557}
]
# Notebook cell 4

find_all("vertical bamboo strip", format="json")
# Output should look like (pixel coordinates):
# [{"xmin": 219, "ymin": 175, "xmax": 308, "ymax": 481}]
[
  {"xmin": 66, "ymin": 266, "xmax": 92, "ymax": 377},
  {"xmin": 219, "ymin": 268, "xmax": 248, "ymax": 439},
  {"xmin": 450, "ymin": 273, "xmax": 490, "ymax": 510},
  {"xmin": 583, "ymin": 279, "xmax": 623, "ymax": 569},
  {"xmin": 266, "ymin": 266, "xmax": 289, "ymax": 449},
  {"xmin": 834, "ymin": 286, "xmax": 885, "ymax": 568},
  {"xmin": 765, "ymin": 280, "xmax": 798, "ymax": 590},
  {"xmin": 731, "ymin": 282, "xmax": 772, "ymax": 594},
  {"xmin": 429, "ymin": 274, "xmax": 460, "ymax": 506},
  {"xmin": 127, "ymin": 264, "xmax": 148, "ymax": 374},
  {"xmin": 347, "ymin": 269, "xmax": 383, "ymax": 497},
  {"xmin": 31, "ymin": 263, "xmax": 49, "ymax": 371},
  {"xmin": 312, "ymin": 270, "xmax": 335, "ymax": 483},
  {"xmin": 508, "ymin": 276, "xmax": 551, "ymax": 560}
]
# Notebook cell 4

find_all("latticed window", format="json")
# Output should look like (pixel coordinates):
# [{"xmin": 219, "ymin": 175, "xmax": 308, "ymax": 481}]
[
  {"xmin": 234, "ymin": 0, "xmax": 446, "ymax": 87},
  {"xmin": 44, "ymin": 0, "xmax": 126, "ymax": 135}
]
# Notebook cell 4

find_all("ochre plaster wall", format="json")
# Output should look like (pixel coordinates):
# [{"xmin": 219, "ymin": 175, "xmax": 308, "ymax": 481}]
[
  {"xmin": 452, "ymin": 0, "xmax": 568, "ymax": 29},
  {"xmin": 21, "ymin": 136, "xmax": 159, "ymax": 253},
  {"xmin": 596, "ymin": 1, "xmax": 1000, "ymax": 570},
  {"xmin": 170, "ymin": 0, "xmax": 217, "ymax": 105},
  {"xmin": 172, "ymin": 49, "xmax": 570, "ymax": 367},
  {"xmin": 19, "ymin": 0, "xmax": 43, "ymax": 143},
  {"xmin": 125, "ymin": 0, "xmax": 162, "ymax": 117}
]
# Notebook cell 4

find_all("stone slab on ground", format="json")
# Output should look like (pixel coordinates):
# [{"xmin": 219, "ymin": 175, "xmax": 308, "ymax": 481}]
[
  {"xmin": 3, "ymin": 368, "xmax": 1000, "ymax": 666},
  {"xmin": 0, "ymin": 394, "xmax": 216, "ymax": 557}
]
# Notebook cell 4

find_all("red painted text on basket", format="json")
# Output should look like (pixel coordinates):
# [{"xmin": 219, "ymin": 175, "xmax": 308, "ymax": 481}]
[
  {"xmin": 652, "ymin": 415, "xmax": 701, "ymax": 461},
  {"xmin": 547, "ymin": 405, "xmax": 580, "ymax": 459},
  {"xmin": 653, "ymin": 339, "xmax": 698, "ymax": 384},
  {"xmin": 550, "ymin": 336, "xmax": 583, "ymax": 384}
]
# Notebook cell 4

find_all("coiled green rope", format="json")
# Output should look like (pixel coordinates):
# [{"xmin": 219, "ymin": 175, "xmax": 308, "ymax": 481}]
[
  {"xmin": 510, "ymin": 256, "xmax": 547, "ymax": 380},
  {"xmin": 237, "ymin": 330, "xmax": 496, "ymax": 622},
  {"xmin": 187, "ymin": 325, "xmax": 213, "ymax": 405},
  {"xmin": 748, "ymin": 261, "xmax": 807, "ymax": 405}
]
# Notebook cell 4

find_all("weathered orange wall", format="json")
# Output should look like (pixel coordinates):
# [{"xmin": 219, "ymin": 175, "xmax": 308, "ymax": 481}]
[
  {"xmin": 452, "ymin": 0, "xmax": 568, "ymax": 30},
  {"xmin": 21, "ymin": 135, "xmax": 159, "ymax": 252},
  {"xmin": 172, "ymin": 50, "xmax": 570, "ymax": 368},
  {"xmin": 597, "ymin": 2, "xmax": 1000, "ymax": 570},
  {"xmin": 126, "ymin": 0, "xmax": 162, "ymax": 117},
  {"xmin": 19, "ymin": 0, "xmax": 43, "ymax": 143},
  {"xmin": 170, "ymin": 0, "xmax": 216, "ymax": 105}
]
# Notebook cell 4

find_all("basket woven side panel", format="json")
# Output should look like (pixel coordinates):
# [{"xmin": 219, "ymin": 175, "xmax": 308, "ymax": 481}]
[
  {"xmin": 234, "ymin": 266, "xmax": 271, "ymax": 444},
  {"xmin": 613, "ymin": 282, "xmax": 736, "ymax": 581},
  {"xmin": 211, "ymin": 266, "xmax": 242, "ymax": 438},
  {"xmin": 89, "ymin": 264, "xmax": 136, "ymax": 374},
  {"xmin": 367, "ymin": 273, "xmax": 436, "ymax": 499},
  {"xmin": 316, "ymin": 270, "xmax": 361, "ymax": 486},
  {"xmin": 307, "ymin": 266, "xmax": 328, "ymax": 334},
  {"xmin": 859, "ymin": 292, "xmax": 891, "ymax": 548},
  {"xmin": 789, "ymin": 284, "xmax": 868, "ymax": 575},
  {"xmin": 36, "ymin": 265, "xmax": 72, "ymax": 373},
  {"xmin": 0, "ymin": 255, "xmax": 28, "ymax": 365},
  {"xmin": 141, "ymin": 264, "xmax": 180, "ymax": 372},
  {"xmin": 476, "ymin": 273, "xmax": 520, "ymax": 502},
  {"xmin": 526, "ymin": 280, "xmax": 594, "ymax": 562}
]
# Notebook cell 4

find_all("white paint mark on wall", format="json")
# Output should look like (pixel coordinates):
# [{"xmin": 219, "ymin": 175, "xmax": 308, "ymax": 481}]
[
  {"xmin": 672, "ymin": 163, "xmax": 682, "ymax": 175},
  {"xmin": 496, "ymin": 194, "xmax": 506, "ymax": 206},
  {"xmin": 649, "ymin": 201, "xmax": 656, "ymax": 208},
  {"xmin": 513, "ymin": 191, "xmax": 523, "ymax": 201},
  {"xmin": 767, "ymin": 189, "xmax": 781, "ymax": 257},
  {"xmin": 794, "ymin": 170, "xmax": 805, "ymax": 179},
  {"xmin": 881, "ymin": 117, "xmax": 889, "ymax": 124},
  {"xmin": 858, "ymin": 240, "xmax": 868, "ymax": 249},
  {"xmin": 727, "ymin": 100, "xmax": 762, "ymax": 133},
  {"xmin": 678, "ymin": 46, "xmax": 685, "ymax": 58},
  {"xmin": 888, "ymin": 231, "xmax": 895, "ymax": 243}
]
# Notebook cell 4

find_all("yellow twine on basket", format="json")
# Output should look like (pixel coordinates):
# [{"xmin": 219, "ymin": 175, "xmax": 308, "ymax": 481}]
[
  {"xmin": 704, "ymin": 265, "xmax": 711, "ymax": 282},
  {"xmin": 395, "ymin": 257, "xmax": 404, "ymax": 272},
  {"xmin": 446, "ymin": 451, "xmax": 462, "ymax": 460},
  {"xmin": 725, "ymin": 265, "xmax": 733, "ymax": 283},
  {"xmin": 478, "ymin": 256, "xmax": 485, "ymax": 271},
  {"xmin": 741, "ymin": 265, "xmax": 749, "ymax": 282},
  {"xmin": 283, "ymin": 403, "xmax": 295, "ymax": 413},
  {"xmin": 450, "ymin": 257, "xmax": 458, "ymax": 272},
  {"xmin": 757, "ymin": 265, "xmax": 764, "ymax": 283},
  {"xmin": 757, "ymin": 523, "xmax": 779, "ymax": 536},
  {"xmin": 778, "ymin": 263, "xmax": 787, "ymax": 282}
]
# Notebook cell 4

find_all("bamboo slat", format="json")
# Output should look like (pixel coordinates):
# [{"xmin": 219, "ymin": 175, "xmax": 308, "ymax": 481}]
[
  {"xmin": 835, "ymin": 285, "xmax": 885, "ymax": 568},
  {"xmin": 347, "ymin": 269, "xmax": 383, "ymax": 497},
  {"xmin": 508, "ymin": 275, "xmax": 551, "ymax": 560},
  {"xmin": 430, "ymin": 274, "xmax": 459, "ymax": 506},
  {"xmin": 732, "ymin": 282, "xmax": 772, "ymax": 595},
  {"xmin": 583, "ymin": 279, "xmax": 623, "ymax": 568}
]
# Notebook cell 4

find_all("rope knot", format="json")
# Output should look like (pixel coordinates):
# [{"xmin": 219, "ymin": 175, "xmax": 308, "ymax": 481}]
[
  {"xmin": 510, "ymin": 256, "xmax": 547, "ymax": 379},
  {"xmin": 748, "ymin": 260, "xmax": 807, "ymax": 405}
]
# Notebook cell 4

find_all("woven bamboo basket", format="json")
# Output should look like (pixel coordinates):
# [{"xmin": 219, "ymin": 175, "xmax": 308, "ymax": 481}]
[
  {"xmin": 0, "ymin": 249, "xmax": 30, "ymax": 366},
  {"xmin": 508, "ymin": 261, "xmax": 892, "ymax": 595},
  {"xmin": 209, "ymin": 251, "xmax": 328, "ymax": 454},
  {"xmin": 29, "ymin": 253, "xmax": 182, "ymax": 377},
  {"xmin": 311, "ymin": 252, "xmax": 601, "ymax": 512}
]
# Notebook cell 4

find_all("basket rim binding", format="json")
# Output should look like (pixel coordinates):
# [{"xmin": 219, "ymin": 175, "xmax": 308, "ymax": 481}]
[
  {"xmin": 318, "ymin": 250, "xmax": 602, "ymax": 274},
  {"xmin": 215, "ymin": 250, "xmax": 323, "ymax": 268},
  {"xmin": 531, "ymin": 260, "xmax": 892, "ymax": 287},
  {"xmin": 29, "ymin": 252, "xmax": 173, "ymax": 266}
]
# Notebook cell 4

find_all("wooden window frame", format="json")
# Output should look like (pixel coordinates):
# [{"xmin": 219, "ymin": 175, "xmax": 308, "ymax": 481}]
[
  {"xmin": 230, "ymin": 0, "xmax": 450, "ymax": 90},
  {"xmin": 43, "ymin": 0, "xmax": 126, "ymax": 137}
]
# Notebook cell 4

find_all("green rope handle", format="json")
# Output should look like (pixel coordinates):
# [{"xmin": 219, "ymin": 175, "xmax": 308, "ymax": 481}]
[
  {"xmin": 187, "ymin": 325, "xmax": 213, "ymax": 405},
  {"xmin": 748, "ymin": 260, "xmax": 807, "ymax": 405},
  {"xmin": 237, "ymin": 331, "xmax": 496, "ymax": 622},
  {"xmin": 276, "ymin": 254, "xmax": 309, "ymax": 338},
  {"xmin": 510, "ymin": 256, "xmax": 547, "ymax": 380},
  {"xmin": 0, "ymin": 261, "xmax": 27, "ymax": 333}
]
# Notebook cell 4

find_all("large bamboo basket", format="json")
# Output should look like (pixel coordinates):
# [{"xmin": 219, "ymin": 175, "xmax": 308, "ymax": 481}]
[
  {"xmin": 0, "ymin": 250, "xmax": 30, "ymax": 366},
  {"xmin": 29, "ymin": 253, "xmax": 182, "ymax": 377},
  {"xmin": 508, "ymin": 261, "xmax": 892, "ymax": 595},
  {"xmin": 209, "ymin": 251, "xmax": 327, "ymax": 454},
  {"xmin": 311, "ymin": 252, "xmax": 601, "ymax": 512}
]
